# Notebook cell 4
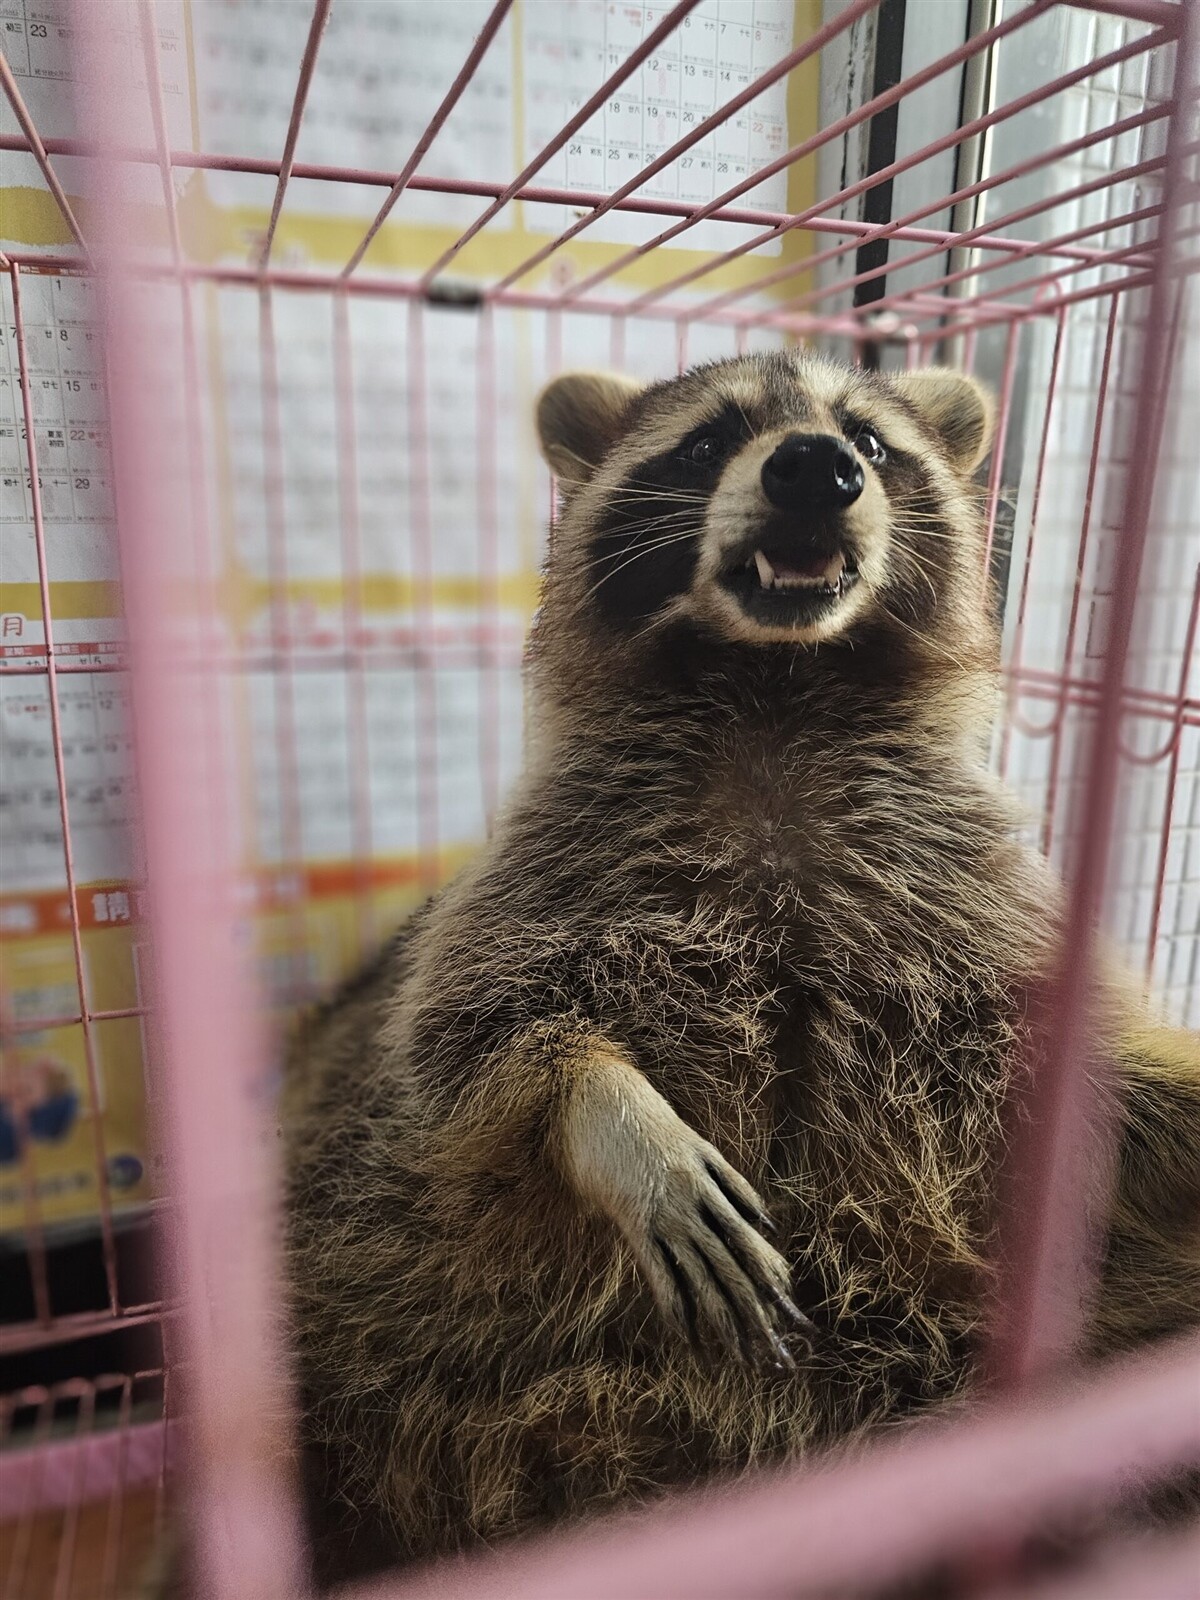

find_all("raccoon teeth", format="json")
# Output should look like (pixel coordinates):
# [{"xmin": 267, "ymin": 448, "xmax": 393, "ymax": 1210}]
[{"xmin": 751, "ymin": 549, "xmax": 847, "ymax": 591}]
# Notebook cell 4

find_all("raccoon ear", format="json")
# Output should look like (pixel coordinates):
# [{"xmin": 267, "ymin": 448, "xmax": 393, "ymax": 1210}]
[
  {"xmin": 893, "ymin": 369, "xmax": 995, "ymax": 475},
  {"xmin": 536, "ymin": 371, "xmax": 645, "ymax": 485}
]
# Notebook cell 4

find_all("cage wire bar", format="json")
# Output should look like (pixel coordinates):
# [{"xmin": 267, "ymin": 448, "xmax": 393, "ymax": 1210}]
[{"xmin": 0, "ymin": 0, "xmax": 1197, "ymax": 1595}]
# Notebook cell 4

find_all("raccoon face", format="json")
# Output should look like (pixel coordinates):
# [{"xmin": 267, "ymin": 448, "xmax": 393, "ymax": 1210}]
[{"xmin": 536, "ymin": 353, "xmax": 994, "ymax": 653}]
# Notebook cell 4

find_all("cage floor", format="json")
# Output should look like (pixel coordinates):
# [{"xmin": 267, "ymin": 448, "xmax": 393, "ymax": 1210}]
[{"xmin": 0, "ymin": 1487, "xmax": 160, "ymax": 1600}]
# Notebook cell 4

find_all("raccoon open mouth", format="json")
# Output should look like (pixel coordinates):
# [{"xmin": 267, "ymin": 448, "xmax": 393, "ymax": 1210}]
[{"xmin": 721, "ymin": 545, "xmax": 860, "ymax": 626}]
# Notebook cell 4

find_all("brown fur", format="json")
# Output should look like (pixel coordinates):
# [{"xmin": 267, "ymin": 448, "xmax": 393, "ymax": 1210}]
[{"xmin": 281, "ymin": 354, "xmax": 1200, "ymax": 1587}]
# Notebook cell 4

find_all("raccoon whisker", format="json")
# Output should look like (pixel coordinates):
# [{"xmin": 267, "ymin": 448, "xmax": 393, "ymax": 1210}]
[
  {"xmin": 890, "ymin": 510, "xmax": 953, "ymax": 525},
  {"xmin": 878, "ymin": 597, "xmax": 969, "ymax": 673},
  {"xmin": 728, "ymin": 392, "xmax": 755, "ymax": 443},
  {"xmin": 582, "ymin": 528, "xmax": 705, "ymax": 600},
  {"xmin": 588, "ymin": 527, "xmax": 704, "ymax": 576},
  {"xmin": 612, "ymin": 486, "xmax": 712, "ymax": 506},
  {"xmin": 623, "ymin": 474, "xmax": 710, "ymax": 494},
  {"xmin": 590, "ymin": 527, "xmax": 704, "ymax": 573},
  {"xmin": 896, "ymin": 531, "xmax": 960, "ymax": 550},
  {"xmin": 888, "ymin": 536, "xmax": 940, "ymax": 609},
  {"xmin": 589, "ymin": 515, "xmax": 705, "ymax": 555},
  {"xmin": 622, "ymin": 597, "xmax": 685, "ymax": 651},
  {"xmin": 914, "ymin": 567, "xmax": 940, "ymax": 612},
  {"xmin": 611, "ymin": 474, "xmax": 707, "ymax": 491},
  {"xmin": 887, "ymin": 525, "xmax": 941, "ymax": 557},
  {"xmin": 596, "ymin": 505, "xmax": 704, "ymax": 526},
  {"xmin": 604, "ymin": 496, "xmax": 720, "ymax": 508},
  {"xmin": 887, "ymin": 494, "xmax": 948, "ymax": 512},
  {"xmin": 548, "ymin": 441, "xmax": 595, "ymax": 473},
  {"xmin": 602, "ymin": 492, "xmax": 712, "ymax": 511}
]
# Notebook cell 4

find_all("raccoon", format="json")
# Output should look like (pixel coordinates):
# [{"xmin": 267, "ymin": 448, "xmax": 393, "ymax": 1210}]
[{"xmin": 282, "ymin": 353, "xmax": 1200, "ymax": 1585}]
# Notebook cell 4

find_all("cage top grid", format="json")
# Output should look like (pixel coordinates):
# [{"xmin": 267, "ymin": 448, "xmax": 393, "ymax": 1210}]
[{"xmin": 0, "ymin": 0, "xmax": 1192, "ymax": 341}]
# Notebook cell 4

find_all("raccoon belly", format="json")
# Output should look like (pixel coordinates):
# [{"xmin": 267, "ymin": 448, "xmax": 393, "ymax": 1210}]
[{"xmin": 306, "ymin": 1331, "xmax": 819, "ymax": 1577}]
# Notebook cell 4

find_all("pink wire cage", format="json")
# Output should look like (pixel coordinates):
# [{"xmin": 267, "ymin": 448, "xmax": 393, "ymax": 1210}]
[{"xmin": 0, "ymin": 0, "xmax": 1197, "ymax": 1596}]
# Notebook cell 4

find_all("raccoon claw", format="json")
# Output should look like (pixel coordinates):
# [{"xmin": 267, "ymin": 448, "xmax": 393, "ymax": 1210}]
[
  {"xmin": 769, "ymin": 1332, "xmax": 797, "ymax": 1371},
  {"xmin": 640, "ymin": 1143, "xmax": 806, "ymax": 1373},
  {"xmin": 704, "ymin": 1156, "xmax": 776, "ymax": 1235},
  {"xmin": 763, "ymin": 1283, "xmax": 819, "ymax": 1343}
]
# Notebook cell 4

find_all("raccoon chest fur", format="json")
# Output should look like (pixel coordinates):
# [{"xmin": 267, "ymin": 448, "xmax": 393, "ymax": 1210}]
[
  {"xmin": 696, "ymin": 738, "xmax": 833, "ymax": 897},
  {"xmin": 657, "ymin": 714, "xmax": 1040, "ymax": 994}
]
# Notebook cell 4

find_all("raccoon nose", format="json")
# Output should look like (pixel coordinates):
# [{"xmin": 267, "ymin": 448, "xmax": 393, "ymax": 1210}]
[{"xmin": 761, "ymin": 433, "xmax": 864, "ymax": 513}]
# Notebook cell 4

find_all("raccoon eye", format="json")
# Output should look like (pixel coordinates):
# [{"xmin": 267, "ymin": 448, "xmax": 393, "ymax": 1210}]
[
  {"xmin": 854, "ymin": 427, "xmax": 887, "ymax": 466},
  {"xmin": 687, "ymin": 434, "xmax": 722, "ymax": 466}
]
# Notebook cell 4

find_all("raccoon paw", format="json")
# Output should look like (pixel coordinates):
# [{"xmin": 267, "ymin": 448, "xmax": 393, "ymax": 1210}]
[
  {"xmin": 560, "ymin": 1043, "xmax": 814, "ymax": 1370},
  {"xmin": 641, "ymin": 1145, "xmax": 815, "ymax": 1372}
]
